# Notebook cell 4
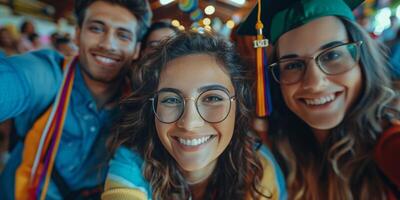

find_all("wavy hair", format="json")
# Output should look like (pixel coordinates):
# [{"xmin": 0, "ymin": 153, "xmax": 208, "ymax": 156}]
[
  {"xmin": 268, "ymin": 17, "xmax": 397, "ymax": 200},
  {"xmin": 110, "ymin": 31, "xmax": 269, "ymax": 199}
]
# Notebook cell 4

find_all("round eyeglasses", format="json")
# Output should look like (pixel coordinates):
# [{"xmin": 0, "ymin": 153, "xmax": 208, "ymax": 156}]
[
  {"xmin": 150, "ymin": 89, "xmax": 236, "ymax": 124},
  {"xmin": 269, "ymin": 41, "xmax": 363, "ymax": 85}
]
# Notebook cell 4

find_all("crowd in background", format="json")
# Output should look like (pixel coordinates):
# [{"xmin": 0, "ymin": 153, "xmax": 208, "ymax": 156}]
[{"xmin": 0, "ymin": 20, "xmax": 77, "ymax": 59}]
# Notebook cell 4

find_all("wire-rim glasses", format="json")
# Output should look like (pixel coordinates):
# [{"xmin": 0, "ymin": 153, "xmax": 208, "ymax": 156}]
[
  {"xmin": 269, "ymin": 41, "xmax": 363, "ymax": 85},
  {"xmin": 149, "ymin": 89, "xmax": 236, "ymax": 124}
]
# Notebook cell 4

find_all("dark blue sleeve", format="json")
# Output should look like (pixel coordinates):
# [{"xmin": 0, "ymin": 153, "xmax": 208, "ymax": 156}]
[{"xmin": 0, "ymin": 49, "xmax": 64, "ymax": 121}]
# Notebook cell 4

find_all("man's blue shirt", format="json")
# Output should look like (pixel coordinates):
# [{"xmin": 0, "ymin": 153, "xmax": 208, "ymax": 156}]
[{"xmin": 0, "ymin": 49, "xmax": 119, "ymax": 199}]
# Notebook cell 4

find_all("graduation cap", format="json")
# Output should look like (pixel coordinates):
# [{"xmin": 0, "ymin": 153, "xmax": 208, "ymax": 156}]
[
  {"xmin": 237, "ymin": 0, "xmax": 364, "ymax": 117},
  {"xmin": 238, "ymin": 0, "xmax": 364, "ymax": 44}
]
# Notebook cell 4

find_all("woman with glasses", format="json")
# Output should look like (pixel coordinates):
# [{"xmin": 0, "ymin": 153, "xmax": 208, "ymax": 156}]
[
  {"xmin": 239, "ymin": 0, "xmax": 399, "ymax": 199},
  {"xmin": 101, "ymin": 31, "xmax": 287, "ymax": 200}
]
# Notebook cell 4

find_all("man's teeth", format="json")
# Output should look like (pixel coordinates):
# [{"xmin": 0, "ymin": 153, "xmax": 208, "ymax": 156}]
[
  {"xmin": 178, "ymin": 136, "xmax": 212, "ymax": 146},
  {"xmin": 304, "ymin": 94, "xmax": 335, "ymax": 106},
  {"xmin": 95, "ymin": 55, "xmax": 117, "ymax": 64}
]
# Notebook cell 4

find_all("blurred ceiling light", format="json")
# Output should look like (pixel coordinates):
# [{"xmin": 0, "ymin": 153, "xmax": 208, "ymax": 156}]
[
  {"xmin": 230, "ymin": 0, "xmax": 245, "ymax": 5},
  {"xmin": 203, "ymin": 18, "xmax": 211, "ymax": 26},
  {"xmin": 226, "ymin": 20, "xmax": 235, "ymax": 29},
  {"xmin": 204, "ymin": 25, "xmax": 212, "ymax": 31},
  {"xmin": 204, "ymin": 5, "xmax": 215, "ymax": 15},
  {"xmin": 374, "ymin": 7, "xmax": 391, "ymax": 34},
  {"xmin": 396, "ymin": 5, "xmax": 400, "ymax": 19},
  {"xmin": 160, "ymin": 0, "xmax": 174, "ymax": 6},
  {"xmin": 171, "ymin": 19, "xmax": 180, "ymax": 27},
  {"xmin": 178, "ymin": 25, "xmax": 185, "ymax": 31}
]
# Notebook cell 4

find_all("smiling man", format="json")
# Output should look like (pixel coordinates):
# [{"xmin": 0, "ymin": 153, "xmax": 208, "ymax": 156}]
[{"xmin": 0, "ymin": 0, "xmax": 151, "ymax": 199}]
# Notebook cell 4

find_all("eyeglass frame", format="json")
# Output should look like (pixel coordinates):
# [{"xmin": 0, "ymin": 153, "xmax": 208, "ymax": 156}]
[
  {"xmin": 149, "ymin": 88, "xmax": 236, "ymax": 124},
  {"xmin": 268, "ymin": 41, "xmax": 364, "ymax": 85}
]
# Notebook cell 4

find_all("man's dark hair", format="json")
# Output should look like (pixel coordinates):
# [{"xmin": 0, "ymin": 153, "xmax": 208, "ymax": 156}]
[{"xmin": 74, "ymin": 0, "xmax": 152, "ymax": 41}]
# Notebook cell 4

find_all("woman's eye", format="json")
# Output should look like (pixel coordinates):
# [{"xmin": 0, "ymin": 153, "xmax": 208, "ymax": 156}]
[
  {"xmin": 161, "ymin": 97, "xmax": 182, "ymax": 105},
  {"xmin": 206, "ymin": 96, "xmax": 223, "ymax": 102},
  {"xmin": 321, "ymin": 50, "xmax": 342, "ymax": 62},
  {"xmin": 202, "ymin": 95, "xmax": 224, "ymax": 105},
  {"xmin": 282, "ymin": 61, "xmax": 304, "ymax": 70}
]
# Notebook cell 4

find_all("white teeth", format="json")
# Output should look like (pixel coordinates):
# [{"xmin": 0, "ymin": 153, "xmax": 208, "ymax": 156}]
[
  {"xmin": 304, "ymin": 94, "xmax": 335, "ymax": 106},
  {"xmin": 95, "ymin": 55, "xmax": 117, "ymax": 64},
  {"xmin": 178, "ymin": 136, "xmax": 212, "ymax": 146}
]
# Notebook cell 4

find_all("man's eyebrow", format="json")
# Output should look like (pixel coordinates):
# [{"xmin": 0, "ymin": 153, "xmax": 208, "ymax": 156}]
[
  {"xmin": 87, "ymin": 19, "xmax": 105, "ymax": 26},
  {"xmin": 117, "ymin": 27, "xmax": 134, "ymax": 35},
  {"xmin": 87, "ymin": 19, "xmax": 135, "ymax": 35}
]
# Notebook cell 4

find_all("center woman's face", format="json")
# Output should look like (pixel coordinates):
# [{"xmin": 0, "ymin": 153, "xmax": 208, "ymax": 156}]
[
  {"xmin": 277, "ymin": 16, "xmax": 363, "ymax": 132},
  {"xmin": 155, "ymin": 54, "xmax": 236, "ymax": 174}
]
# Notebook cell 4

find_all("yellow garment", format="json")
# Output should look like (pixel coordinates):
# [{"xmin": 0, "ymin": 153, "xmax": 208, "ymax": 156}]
[
  {"xmin": 15, "ymin": 107, "xmax": 52, "ymax": 200},
  {"xmin": 102, "ymin": 151, "xmax": 283, "ymax": 200},
  {"xmin": 102, "ymin": 179, "xmax": 148, "ymax": 200},
  {"xmin": 256, "ymin": 151, "xmax": 281, "ymax": 200}
]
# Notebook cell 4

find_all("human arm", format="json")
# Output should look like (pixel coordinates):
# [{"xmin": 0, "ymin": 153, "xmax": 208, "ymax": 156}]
[
  {"xmin": 0, "ymin": 50, "xmax": 63, "ymax": 121},
  {"xmin": 101, "ymin": 146, "xmax": 152, "ymax": 200}
]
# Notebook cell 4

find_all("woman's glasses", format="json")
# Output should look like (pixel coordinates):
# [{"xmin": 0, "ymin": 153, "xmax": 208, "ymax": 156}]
[
  {"xmin": 269, "ymin": 41, "xmax": 363, "ymax": 85},
  {"xmin": 150, "ymin": 89, "xmax": 236, "ymax": 124}
]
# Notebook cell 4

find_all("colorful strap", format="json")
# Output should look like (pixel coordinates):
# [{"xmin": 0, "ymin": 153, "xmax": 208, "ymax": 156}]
[
  {"xmin": 15, "ymin": 56, "xmax": 77, "ymax": 200},
  {"xmin": 254, "ymin": 0, "xmax": 272, "ymax": 116}
]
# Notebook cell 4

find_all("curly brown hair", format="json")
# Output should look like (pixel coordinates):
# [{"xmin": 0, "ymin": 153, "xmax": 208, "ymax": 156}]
[
  {"xmin": 110, "ymin": 31, "xmax": 270, "ymax": 199},
  {"xmin": 268, "ymin": 17, "xmax": 397, "ymax": 200}
]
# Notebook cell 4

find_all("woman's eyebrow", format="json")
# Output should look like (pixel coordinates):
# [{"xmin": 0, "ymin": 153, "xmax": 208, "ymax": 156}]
[
  {"xmin": 198, "ymin": 84, "xmax": 230, "ymax": 94},
  {"xmin": 158, "ymin": 85, "xmax": 231, "ymax": 96},
  {"xmin": 319, "ymin": 40, "xmax": 346, "ymax": 50},
  {"xmin": 279, "ymin": 54, "xmax": 299, "ymax": 60},
  {"xmin": 279, "ymin": 40, "xmax": 347, "ymax": 59}
]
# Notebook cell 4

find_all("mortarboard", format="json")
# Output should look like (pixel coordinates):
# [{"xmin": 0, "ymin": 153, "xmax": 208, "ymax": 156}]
[
  {"xmin": 238, "ymin": 0, "xmax": 364, "ymax": 44},
  {"xmin": 237, "ymin": 0, "xmax": 364, "ymax": 117}
]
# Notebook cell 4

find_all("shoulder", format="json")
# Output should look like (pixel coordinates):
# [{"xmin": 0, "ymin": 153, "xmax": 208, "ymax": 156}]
[
  {"xmin": 1, "ymin": 49, "xmax": 64, "ymax": 79},
  {"xmin": 103, "ymin": 146, "xmax": 152, "ymax": 200},
  {"xmin": 5, "ymin": 49, "xmax": 63, "ymax": 65},
  {"xmin": 256, "ymin": 145, "xmax": 287, "ymax": 200}
]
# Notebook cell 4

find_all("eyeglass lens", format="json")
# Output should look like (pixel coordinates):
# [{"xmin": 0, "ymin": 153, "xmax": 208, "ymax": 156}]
[
  {"xmin": 153, "ymin": 89, "xmax": 232, "ymax": 123},
  {"xmin": 271, "ymin": 43, "xmax": 360, "ymax": 84}
]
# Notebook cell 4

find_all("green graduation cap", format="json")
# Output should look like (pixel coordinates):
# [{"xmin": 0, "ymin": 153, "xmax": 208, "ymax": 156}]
[{"xmin": 238, "ymin": 0, "xmax": 364, "ymax": 44}]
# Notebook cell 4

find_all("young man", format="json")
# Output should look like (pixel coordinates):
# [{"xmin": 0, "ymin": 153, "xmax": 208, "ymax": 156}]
[{"xmin": 0, "ymin": 0, "xmax": 152, "ymax": 199}]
